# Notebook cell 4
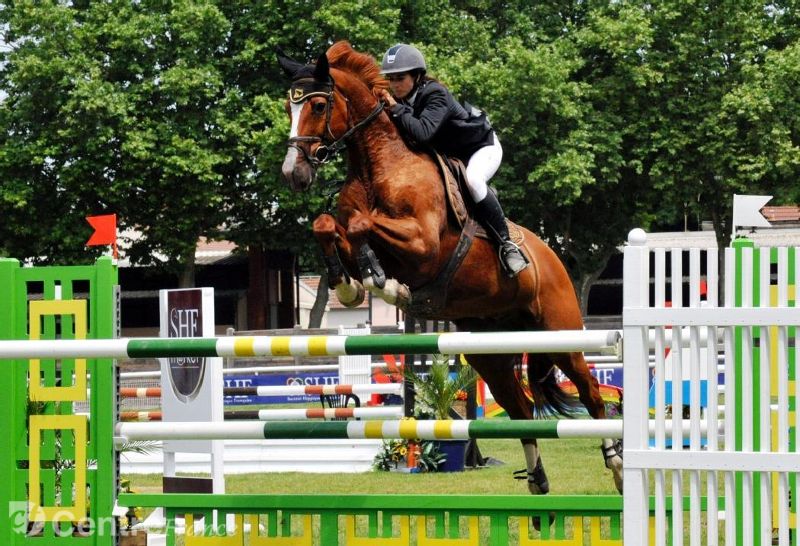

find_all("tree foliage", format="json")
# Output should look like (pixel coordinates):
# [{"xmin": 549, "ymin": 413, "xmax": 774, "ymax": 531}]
[{"xmin": 1, "ymin": 1, "xmax": 799, "ymax": 306}]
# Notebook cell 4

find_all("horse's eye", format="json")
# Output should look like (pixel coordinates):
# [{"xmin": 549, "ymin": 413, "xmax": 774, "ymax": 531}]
[{"xmin": 311, "ymin": 101, "xmax": 327, "ymax": 115}]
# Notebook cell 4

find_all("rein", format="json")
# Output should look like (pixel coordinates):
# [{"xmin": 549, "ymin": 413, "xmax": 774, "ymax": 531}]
[{"xmin": 287, "ymin": 86, "xmax": 385, "ymax": 168}]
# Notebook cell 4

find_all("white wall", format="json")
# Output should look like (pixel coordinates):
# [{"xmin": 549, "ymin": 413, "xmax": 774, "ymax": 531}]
[{"xmin": 296, "ymin": 277, "xmax": 402, "ymax": 329}]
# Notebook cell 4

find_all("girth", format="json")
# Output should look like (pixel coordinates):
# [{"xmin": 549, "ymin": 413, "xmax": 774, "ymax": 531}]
[{"xmin": 405, "ymin": 217, "xmax": 478, "ymax": 319}]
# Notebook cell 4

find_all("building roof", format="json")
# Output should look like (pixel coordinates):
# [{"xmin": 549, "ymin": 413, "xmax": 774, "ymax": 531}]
[
  {"xmin": 762, "ymin": 206, "xmax": 800, "ymax": 224},
  {"xmin": 194, "ymin": 238, "xmax": 243, "ymax": 266},
  {"xmin": 636, "ymin": 227, "xmax": 800, "ymax": 249},
  {"xmin": 117, "ymin": 233, "xmax": 244, "ymax": 267}
]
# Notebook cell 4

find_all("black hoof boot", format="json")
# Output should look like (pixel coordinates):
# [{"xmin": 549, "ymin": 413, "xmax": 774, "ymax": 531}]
[
  {"xmin": 356, "ymin": 244, "xmax": 386, "ymax": 289},
  {"xmin": 530, "ymin": 513, "xmax": 556, "ymax": 532}
]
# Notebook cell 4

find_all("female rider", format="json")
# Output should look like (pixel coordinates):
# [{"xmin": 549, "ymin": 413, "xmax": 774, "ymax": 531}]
[{"xmin": 378, "ymin": 44, "xmax": 528, "ymax": 277}]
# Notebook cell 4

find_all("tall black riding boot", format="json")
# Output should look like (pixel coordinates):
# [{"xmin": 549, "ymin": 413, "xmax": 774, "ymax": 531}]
[{"xmin": 474, "ymin": 192, "xmax": 529, "ymax": 277}]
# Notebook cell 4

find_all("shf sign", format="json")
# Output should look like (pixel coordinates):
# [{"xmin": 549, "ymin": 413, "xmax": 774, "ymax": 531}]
[
  {"xmin": 164, "ymin": 289, "xmax": 207, "ymax": 400},
  {"xmin": 158, "ymin": 288, "xmax": 224, "ymax": 468}
]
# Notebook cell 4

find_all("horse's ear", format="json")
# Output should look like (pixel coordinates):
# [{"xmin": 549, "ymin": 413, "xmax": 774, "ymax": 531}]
[
  {"xmin": 314, "ymin": 52, "xmax": 330, "ymax": 82},
  {"xmin": 276, "ymin": 48, "xmax": 304, "ymax": 79}
]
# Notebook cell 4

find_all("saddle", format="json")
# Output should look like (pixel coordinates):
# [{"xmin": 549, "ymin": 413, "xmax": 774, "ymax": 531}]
[
  {"xmin": 434, "ymin": 153, "xmax": 526, "ymax": 245},
  {"xmin": 404, "ymin": 154, "xmax": 528, "ymax": 318}
]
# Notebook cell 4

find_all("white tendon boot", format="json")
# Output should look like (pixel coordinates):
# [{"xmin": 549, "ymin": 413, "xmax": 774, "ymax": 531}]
[
  {"xmin": 363, "ymin": 277, "xmax": 410, "ymax": 308},
  {"xmin": 334, "ymin": 277, "xmax": 365, "ymax": 308}
]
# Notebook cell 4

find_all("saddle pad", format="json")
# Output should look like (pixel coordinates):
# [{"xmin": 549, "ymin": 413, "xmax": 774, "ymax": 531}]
[{"xmin": 435, "ymin": 153, "xmax": 469, "ymax": 228}]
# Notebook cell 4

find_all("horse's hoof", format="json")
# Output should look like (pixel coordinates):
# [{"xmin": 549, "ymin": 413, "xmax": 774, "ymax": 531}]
[
  {"xmin": 363, "ymin": 278, "xmax": 410, "ymax": 308},
  {"xmin": 530, "ymin": 512, "xmax": 555, "ymax": 532},
  {"xmin": 612, "ymin": 468, "xmax": 623, "ymax": 494},
  {"xmin": 528, "ymin": 457, "xmax": 549, "ymax": 495},
  {"xmin": 384, "ymin": 279, "xmax": 410, "ymax": 308},
  {"xmin": 335, "ymin": 279, "xmax": 365, "ymax": 308},
  {"xmin": 513, "ymin": 458, "xmax": 549, "ymax": 495}
]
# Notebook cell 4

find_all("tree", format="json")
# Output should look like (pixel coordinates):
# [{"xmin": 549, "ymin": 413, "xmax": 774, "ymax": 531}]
[
  {"xmin": 640, "ymin": 1, "xmax": 800, "ymax": 248},
  {"xmin": 2, "ymin": 1, "xmax": 799, "ymax": 316},
  {"xmin": 402, "ymin": 2, "xmax": 663, "ymax": 308},
  {"xmin": 0, "ymin": 1, "xmax": 401, "ymax": 283},
  {"xmin": 0, "ymin": 2, "xmax": 234, "ymax": 282}
]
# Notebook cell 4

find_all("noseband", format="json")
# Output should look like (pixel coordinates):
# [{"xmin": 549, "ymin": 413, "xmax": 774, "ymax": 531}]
[{"xmin": 287, "ymin": 79, "xmax": 385, "ymax": 168}]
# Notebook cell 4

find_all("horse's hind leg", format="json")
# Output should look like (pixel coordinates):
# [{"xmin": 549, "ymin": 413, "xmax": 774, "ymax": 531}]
[
  {"xmin": 545, "ymin": 351, "xmax": 623, "ymax": 493},
  {"xmin": 462, "ymin": 353, "xmax": 548, "ymax": 495}
]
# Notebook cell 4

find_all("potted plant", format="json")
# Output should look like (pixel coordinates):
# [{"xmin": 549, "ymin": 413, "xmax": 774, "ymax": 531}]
[{"xmin": 404, "ymin": 354, "xmax": 477, "ymax": 472}]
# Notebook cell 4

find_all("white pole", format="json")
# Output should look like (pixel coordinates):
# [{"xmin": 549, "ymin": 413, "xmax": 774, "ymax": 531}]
[{"xmin": 623, "ymin": 228, "xmax": 650, "ymax": 546}]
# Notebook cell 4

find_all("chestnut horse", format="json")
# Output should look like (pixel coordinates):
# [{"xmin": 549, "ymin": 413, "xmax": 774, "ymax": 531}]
[{"xmin": 279, "ymin": 41, "xmax": 622, "ymax": 494}]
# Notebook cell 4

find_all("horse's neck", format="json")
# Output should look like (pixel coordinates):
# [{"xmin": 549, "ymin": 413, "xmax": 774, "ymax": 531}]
[{"xmin": 346, "ymin": 112, "xmax": 427, "ymax": 194}]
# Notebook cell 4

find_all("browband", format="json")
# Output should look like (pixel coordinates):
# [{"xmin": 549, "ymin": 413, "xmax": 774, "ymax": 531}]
[{"xmin": 289, "ymin": 77, "xmax": 334, "ymax": 103}]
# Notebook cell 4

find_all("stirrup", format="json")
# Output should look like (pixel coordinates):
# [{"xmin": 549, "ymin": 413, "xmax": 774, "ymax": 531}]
[{"xmin": 499, "ymin": 241, "xmax": 529, "ymax": 277}]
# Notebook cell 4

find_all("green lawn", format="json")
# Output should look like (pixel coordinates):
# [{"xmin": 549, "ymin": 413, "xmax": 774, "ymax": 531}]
[{"xmin": 124, "ymin": 437, "xmax": 620, "ymax": 496}]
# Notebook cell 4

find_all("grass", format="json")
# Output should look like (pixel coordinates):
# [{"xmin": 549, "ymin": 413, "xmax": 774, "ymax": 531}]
[
  {"xmin": 123, "ymin": 437, "xmax": 620, "ymax": 496},
  {"xmin": 123, "ymin": 437, "xmax": 622, "ymax": 545},
  {"xmin": 123, "ymin": 436, "xmax": 749, "ymax": 544}
]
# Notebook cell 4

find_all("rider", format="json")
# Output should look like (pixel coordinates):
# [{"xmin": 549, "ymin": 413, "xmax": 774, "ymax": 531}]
[{"xmin": 378, "ymin": 44, "xmax": 528, "ymax": 277}]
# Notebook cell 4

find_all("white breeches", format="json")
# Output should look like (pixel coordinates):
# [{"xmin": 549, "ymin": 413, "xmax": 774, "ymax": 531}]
[{"xmin": 465, "ymin": 134, "xmax": 503, "ymax": 202}]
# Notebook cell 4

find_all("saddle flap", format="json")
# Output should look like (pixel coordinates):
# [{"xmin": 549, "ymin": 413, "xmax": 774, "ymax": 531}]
[{"xmin": 434, "ymin": 152, "xmax": 470, "ymax": 228}]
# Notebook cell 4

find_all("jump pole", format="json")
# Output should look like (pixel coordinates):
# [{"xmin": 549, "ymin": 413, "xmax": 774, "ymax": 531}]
[
  {"xmin": 0, "ymin": 329, "xmax": 622, "ymax": 359},
  {"xmin": 115, "ymin": 418, "xmax": 721, "ymax": 443},
  {"xmin": 119, "ymin": 406, "xmax": 405, "ymax": 422},
  {"xmin": 119, "ymin": 383, "xmax": 404, "ymax": 398}
]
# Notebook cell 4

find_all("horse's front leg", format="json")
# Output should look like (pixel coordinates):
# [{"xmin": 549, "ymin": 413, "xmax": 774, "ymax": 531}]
[
  {"xmin": 312, "ymin": 213, "xmax": 365, "ymax": 308},
  {"xmin": 346, "ymin": 211, "xmax": 432, "ymax": 308}
]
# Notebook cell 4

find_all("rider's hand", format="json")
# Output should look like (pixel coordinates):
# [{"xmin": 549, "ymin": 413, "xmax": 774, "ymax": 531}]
[{"xmin": 379, "ymin": 89, "xmax": 396, "ymax": 107}]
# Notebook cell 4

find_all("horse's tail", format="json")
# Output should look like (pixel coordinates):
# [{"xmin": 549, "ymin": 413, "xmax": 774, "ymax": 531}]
[{"xmin": 524, "ymin": 358, "xmax": 582, "ymax": 419}]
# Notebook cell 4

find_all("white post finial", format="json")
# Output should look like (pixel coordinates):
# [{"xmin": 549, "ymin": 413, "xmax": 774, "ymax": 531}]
[
  {"xmin": 732, "ymin": 194, "xmax": 772, "ymax": 236},
  {"xmin": 627, "ymin": 228, "xmax": 647, "ymax": 246}
]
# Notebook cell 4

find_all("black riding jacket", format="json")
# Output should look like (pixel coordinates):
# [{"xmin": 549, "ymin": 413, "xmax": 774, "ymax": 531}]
[{"xmin": 388, "ymin": 80, "xmax": 494, "ymax": 163}]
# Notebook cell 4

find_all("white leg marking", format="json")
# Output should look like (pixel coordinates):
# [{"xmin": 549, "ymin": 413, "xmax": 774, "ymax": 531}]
[
  {"xmin": 602, "ymin": 438, "xmax": 623, "ymax": 493},
  {"xmin": 362, "ymin": 277, "xmax": 410, "ymax": 307}
]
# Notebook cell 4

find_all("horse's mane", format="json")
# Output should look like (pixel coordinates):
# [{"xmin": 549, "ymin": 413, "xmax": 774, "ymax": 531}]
[{"xmin": 326, "ymin": 41, "xmax": 388, "ymax": 97}]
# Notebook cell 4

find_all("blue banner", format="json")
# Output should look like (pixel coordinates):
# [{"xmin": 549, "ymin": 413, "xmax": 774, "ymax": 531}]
[
  {"xmin": 223, "ymin": 372, "xmax": 339, "ymax": 405},
  {"xmin": 554, "ymin": 366, "xmax": 624, "ymax": 389}
]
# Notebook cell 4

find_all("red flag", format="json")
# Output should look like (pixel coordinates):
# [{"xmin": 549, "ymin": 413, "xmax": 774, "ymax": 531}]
[{"xmin": 86, "ymin": 214, "xmax": 118, "ymax": 258}]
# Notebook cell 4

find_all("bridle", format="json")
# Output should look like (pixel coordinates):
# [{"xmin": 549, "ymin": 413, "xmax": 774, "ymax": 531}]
[{"xmin": 286, "ymin": 77, "xmax": 385, "ymax": 168}]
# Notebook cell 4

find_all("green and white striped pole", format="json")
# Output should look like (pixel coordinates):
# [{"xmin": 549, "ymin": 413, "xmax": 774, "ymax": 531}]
[
  {"xmin": 0, "ymin": 329, "xmax": 621, "ymax": 359},
  {"xmin": 116, "ymin": 419, "xmax": 618, "ymax": 442},
  {"xmin": 115, "ymin": 418, "xmax": 717, "ymax": 444}
]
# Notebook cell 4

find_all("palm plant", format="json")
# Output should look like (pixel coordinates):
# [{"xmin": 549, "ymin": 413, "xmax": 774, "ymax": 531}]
[{"xmin": 404, "ymin": 354, "xmax": 477, "ymax": 420}]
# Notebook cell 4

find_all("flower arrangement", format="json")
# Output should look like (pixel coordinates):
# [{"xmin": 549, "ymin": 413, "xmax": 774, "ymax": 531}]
[
  {"xmin": 373, "ymin": 439, "xmax": 414, "ymax": 471},
  {"xmin": 373, "ymin": 437, "xmax": 445, "ymax": 472}
]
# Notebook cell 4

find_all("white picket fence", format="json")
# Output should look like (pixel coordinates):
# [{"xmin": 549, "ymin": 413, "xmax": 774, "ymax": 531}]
[{"xmin": 623, "ymin": 229, "xmax": 799, "ymax": 545}]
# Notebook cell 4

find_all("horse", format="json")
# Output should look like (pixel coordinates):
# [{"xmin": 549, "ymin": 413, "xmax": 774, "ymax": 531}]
[{"xmin": 278, "ymin": 41, "xmax": 622, "ymax": 495}]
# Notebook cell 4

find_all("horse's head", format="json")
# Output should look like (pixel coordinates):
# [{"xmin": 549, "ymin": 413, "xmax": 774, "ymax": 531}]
[
  {"xmin": 278, "ymin": 43, "xmax": 387, "ymax": 192},
  {"xmin": 278, "ymin": 51, "xmax": 344, "ymax": 191}
]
